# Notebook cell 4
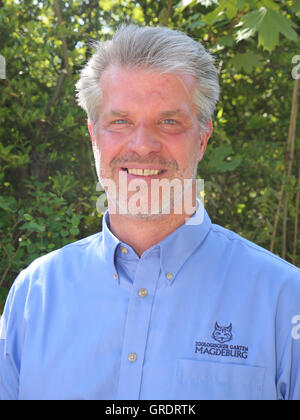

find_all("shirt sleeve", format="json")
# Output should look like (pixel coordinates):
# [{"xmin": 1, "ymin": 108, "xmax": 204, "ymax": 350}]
[
  {"xmin": 0, "ymin": 272, "xmax": 28, "ymax": 400},
  {"xmin": 276, "ymin": 273, "xmax": 300, "ymax": 400}
]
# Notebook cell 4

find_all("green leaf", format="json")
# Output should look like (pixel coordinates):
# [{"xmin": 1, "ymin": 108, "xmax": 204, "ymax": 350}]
[
  {"xmin": 176, "ymin": 0, "xmax": 218, "ymax": 10},
  {"xmin": 20, "ymin": 221, "xmax": 46, "ymax": 233},
  {"xmin": 71, "ymin": 214, "xmax": 82, "ymax": 227},
  {"xmin": 229, "ymin": 52, "xmax": 263, "ymax": 73},
  {"xmin": 197, "ymin": 0, "xmax": 218, "ymax": 6},
  {"xmin": 176, "ymin": 0, "xmax": 195, "ymax": 8},
  {"xmin": 217, "ymin": 35, "xmax": 235, "ymax": 47},
  {"xmin": 290, "ymin": 0, "xmax": 300, "ymax": 13},
  {"xmin": 187, "ymin": 19, "xmax": 206, "ymax": 30},
  {"xmin": 158, "ymin": 7, "xmax": 168, "ymax": 26},
  {"xmin": 0, "ymin": 143, "xmax": 14, "ymax": 159},
  {"xmin": 260, "ymin": 0, "xmax": 280, "ymax": 11},
  {"xmin": 236, "ymin": 7, "xmax": 298, "ymax": 51},
  {"xmin": 62, "ymin": 113, "xmax": 75, "ymax": 128},
  {"xmin": 266, "ymin": 9, "xmax": 297, "ymax": 41},
  {"xmin": 0, "ymin": 196, "xmax": 17, "ymax": 213},
  {"xmin": 208, "ymin": 146, "xmax": 242, "ymax": 172},
  {"xmin": 223, "ymin": 0, "xmax": 239, "ymax": 19},
  {"xmin": 70, "ymin": 227, "xmax": 79, "ymax": 235},
  {"xmin": 235, "ymin": 7, "xmax": 267, "ymax": 42},
  {"xmin": 0, "ymin": 287, "xmax": 9, "ymax": 302},
  {"xmin": 256, "ymin": 9, "xmax": 279, "ymax": 51}
]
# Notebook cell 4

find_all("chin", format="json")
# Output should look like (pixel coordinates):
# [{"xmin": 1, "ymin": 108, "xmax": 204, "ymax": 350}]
[
  {"xmin": 124, "ymin": 212, "xmax": 165, "ymax": 221},
  {"xmin": 111, "ymin": 197, "xmax": 186, "ymax": 220}
]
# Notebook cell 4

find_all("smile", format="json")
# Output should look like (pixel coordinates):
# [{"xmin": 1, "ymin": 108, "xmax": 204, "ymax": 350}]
[{"xmin": 121, "ymin": 168, "xmax": 166, "ymax": 176}]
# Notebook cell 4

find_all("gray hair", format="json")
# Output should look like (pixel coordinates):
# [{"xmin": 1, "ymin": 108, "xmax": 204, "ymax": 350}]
[{"xmin": 76, "ymin": 25, "xmax": 220, "ymax": 133}]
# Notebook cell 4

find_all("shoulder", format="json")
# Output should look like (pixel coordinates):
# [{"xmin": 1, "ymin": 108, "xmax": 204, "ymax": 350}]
[
  {"xmin": 206, "ymin": 224, "xmax": 300, "ymax": 326},
  {"xmin": 212, "ymin": 223, "xmax": 299, "ymax": 271},
  {"xmin": 0, "ymin": 232, "xmax": 105, "ymax": 335},
  {"xmin": 30, "ymin": 231, "xmax": 102, "ymax": 267},
  {"xmin": 11, "ymin": 232, "xmax": 104, "ymax": 295},
  {"xmin": 208, "ymin": 223, "xmax": 300, "ymax": 293}
]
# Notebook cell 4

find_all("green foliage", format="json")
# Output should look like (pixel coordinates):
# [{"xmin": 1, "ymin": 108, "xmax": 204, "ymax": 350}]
[
  {"xmin": 228, "ymin": 52, "xmax": 263, "ymax": 73},
  {"xmin": 236, "ymin": 7, "xmax": 298, "ymax": 51},
  {"xmin": 207, "ymin": 145, "xmax": 242, "ymax": 172},
  {"xmin": 0, "ymin": 0, "xmax": 299, "ymax": 311}
]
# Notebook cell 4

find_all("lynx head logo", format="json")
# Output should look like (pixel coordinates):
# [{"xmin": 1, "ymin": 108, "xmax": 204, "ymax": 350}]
[{"xmin": 212, "ymin": 322, "xmax": 233, "ymax": 343}]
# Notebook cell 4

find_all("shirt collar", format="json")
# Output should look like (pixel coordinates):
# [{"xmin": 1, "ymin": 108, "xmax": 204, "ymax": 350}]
[
  {"xmin": 99, "ymin": 211, "xmax": 120, "ymax": 279},
  {"xmin": 100, "ymin": 200, "xmax": 212, "ymax": 285},
  {"xmin": 158, "ymin": 200, "xmax": 212, "ymax": 285}
]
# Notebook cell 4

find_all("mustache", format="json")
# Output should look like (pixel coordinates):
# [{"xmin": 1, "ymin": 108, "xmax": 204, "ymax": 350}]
[{"xmin": 110, "ymin": 153, "xmax": 178, "ymax": 170}]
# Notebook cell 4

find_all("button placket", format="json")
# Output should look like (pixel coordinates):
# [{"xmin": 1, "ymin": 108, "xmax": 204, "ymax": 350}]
[{"xmin": 116, "ymin": 254, "xmax": 160, "ymax": 399}]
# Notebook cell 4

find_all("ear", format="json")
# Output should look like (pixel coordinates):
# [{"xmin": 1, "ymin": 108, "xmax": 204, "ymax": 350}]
[
  {"xmin": 88, "ymin": 121, "xmax": 96, "ymax": 146},
  {"xmin": 198, "ymin": 119, "xmax": 213, "ymax": 162}
]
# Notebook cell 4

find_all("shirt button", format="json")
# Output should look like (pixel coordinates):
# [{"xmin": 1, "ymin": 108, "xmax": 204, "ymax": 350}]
[
  {"xmin": 128, "ymin": 352, "xmax": 137, "ymax": 363},
  {"xmin": 166, "ymin": 272, "xmax": 173, "ymax": 280},
  {"xmin": 113, "ymin": 273, "xmax": 118, "ymax": 279},
  {"xmin": 120, "ymin": 246, "xmax": 128, "ymax": 254},
  {"xmin": 138, "ymin": 288, "xmax": 148, "ymax": 298}
]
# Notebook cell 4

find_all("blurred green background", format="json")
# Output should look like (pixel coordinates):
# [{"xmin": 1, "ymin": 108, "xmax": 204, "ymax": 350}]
[{"xmin": 0, "ymin": 0, "xmax": 300, "ymax": 311}]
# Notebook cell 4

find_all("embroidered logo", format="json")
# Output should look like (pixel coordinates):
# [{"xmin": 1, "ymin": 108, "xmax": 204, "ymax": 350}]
[
  {"xmin": 212, "ymin": 322, "xmax": 233, "ymax": 343},
  {"xmin": 195, "ymin": 321, "xmax": 248, "ymax": 360}
]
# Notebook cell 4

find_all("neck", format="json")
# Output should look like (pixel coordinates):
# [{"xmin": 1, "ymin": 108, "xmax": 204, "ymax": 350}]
[
  {"xmin": 108, "ymin": 212, "xmax": 190, "ymax": 257},
  {"xmin": 106, "ymin": 182, "xmax": 198, "ymax": 256}
]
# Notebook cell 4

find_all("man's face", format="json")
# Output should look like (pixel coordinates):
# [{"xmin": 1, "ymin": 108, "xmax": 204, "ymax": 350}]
[{"xmin": 89, "ymin": 65, "xmax": 212, "ymax": 218}]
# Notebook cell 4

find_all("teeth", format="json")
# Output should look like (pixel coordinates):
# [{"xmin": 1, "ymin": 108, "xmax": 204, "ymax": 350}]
[{"xmin": 127, "ymin": 168, "xmax": 162, "ymax": 176}]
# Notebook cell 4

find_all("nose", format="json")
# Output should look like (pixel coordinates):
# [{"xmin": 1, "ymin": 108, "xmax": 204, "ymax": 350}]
[{"xmin": 127, "ymin": 123, "xmax": 162, "ymax": 156}]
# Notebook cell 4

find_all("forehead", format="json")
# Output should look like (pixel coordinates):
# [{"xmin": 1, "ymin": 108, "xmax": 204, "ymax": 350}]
[{"xmin": 99, "ymin": 65, "xmax": 197, "ymax": 113}]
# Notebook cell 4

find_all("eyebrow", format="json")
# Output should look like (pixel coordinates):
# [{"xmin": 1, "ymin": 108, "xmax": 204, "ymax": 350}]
[
  {"xmin": 105, "ymin": 109, "xmax": 130, "ymax": 118},
  {"xmin": 159, "ymin": 109, "xmax": 187, "ymax": 118},
  {"xmin": 105, "ymin": 109, "xmax": 188, "ymax": 118}
]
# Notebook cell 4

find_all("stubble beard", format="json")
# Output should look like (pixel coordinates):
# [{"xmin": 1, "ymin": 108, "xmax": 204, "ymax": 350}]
[{"xmin": 98, "ymin": 161, "xmax": 199, "ymax": 221}]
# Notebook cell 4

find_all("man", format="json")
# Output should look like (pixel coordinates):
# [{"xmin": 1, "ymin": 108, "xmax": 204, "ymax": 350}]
[{"xmin": 1, "ymin": 25, "xmax": 300, "ymax": 400}]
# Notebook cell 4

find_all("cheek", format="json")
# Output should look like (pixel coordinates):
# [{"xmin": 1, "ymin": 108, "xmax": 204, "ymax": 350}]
[
  {"xmin": 95, "ymin": 131, "xmax": 124, "ymax": 162},
  {"xmin": 172, "ymin": 135, "xmax": 201, "ymax": 166}
]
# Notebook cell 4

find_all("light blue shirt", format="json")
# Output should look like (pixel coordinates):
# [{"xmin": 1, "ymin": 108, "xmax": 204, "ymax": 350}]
[{"xmin": 1, "ymin": 203, "xmax": 300, "ymax": 400}]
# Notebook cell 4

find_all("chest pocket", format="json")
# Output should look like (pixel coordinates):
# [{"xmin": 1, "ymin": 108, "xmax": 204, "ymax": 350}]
[{"xmin": 174, "ymin": 359, "xmax": 266, "ymax": 400}]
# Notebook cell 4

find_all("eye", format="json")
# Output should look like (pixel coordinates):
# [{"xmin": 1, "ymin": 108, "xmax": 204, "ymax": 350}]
[
  {"xmin": 112, "ymin": 119, "xmax": 128, "ymax": 124},
  {"xmin": 159, "ymin": 118, "xmax": 184, "ymax": 133},
  {"xmin": 161, "ymin": 119, "xmax": 177, "ymax": 125}
]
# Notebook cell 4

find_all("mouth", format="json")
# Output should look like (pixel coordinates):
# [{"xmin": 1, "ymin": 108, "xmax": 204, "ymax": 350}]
[{"xmin": 120, "ymin": 167, "xmax": 167, "ymax": 177}]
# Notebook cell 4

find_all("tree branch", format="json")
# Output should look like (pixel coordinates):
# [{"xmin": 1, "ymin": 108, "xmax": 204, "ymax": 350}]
[
  {"xmin": 166, "ymin": 0, "xmax": 173, "ymax": 25},
  {"xmin": 45, "ymin": 69, "xmax": 67, "ymax": 114},
  {"xmin": 53, "ymin": 0, "xmax": 72, "ymax": 78},
  {"xmin": 292, "ymin": 158, "xmax": 300, "ymax": 265},
  {"xmin": 282, "ymin": 78, "xmax": 299, "ymax": 259},
  {"xmin": 270, "ymin": 79, "xmax": 299, "ymax": 257}
]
